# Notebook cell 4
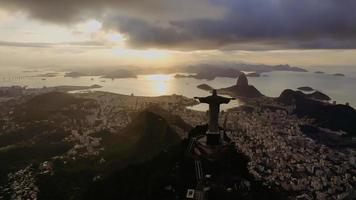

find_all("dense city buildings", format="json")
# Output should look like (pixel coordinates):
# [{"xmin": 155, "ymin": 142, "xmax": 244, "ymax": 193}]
[
  {"xmin": 0, "ymin": 85, "xmax": 355, "ymax": 199},
  {"xmin": 228, "ymin": 106, "xmax": 355, "ymax": 199}
]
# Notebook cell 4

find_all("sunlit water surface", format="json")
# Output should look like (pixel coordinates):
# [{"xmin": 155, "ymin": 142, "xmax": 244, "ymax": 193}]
[{"xmin": 1, "ymin": 67, "xmax": 356, "ymax": 111}]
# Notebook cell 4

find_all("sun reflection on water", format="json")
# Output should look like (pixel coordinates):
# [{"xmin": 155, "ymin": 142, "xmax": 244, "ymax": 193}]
[
  {"xmin": 152, "ymin": 81, "xmax": 168, "ymax": 94},
  {"xmin": 145, "ymin": 74, "xmax": 172, "ymax": 81},
  {"xmin": 144, "ymin": 74, "xmax": 172, "ymax": 95}
]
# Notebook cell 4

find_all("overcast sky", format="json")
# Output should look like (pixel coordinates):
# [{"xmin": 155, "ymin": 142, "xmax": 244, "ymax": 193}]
[{"xmin": 0, "ymin": 0, "xmax": 356, "ymax": 69}]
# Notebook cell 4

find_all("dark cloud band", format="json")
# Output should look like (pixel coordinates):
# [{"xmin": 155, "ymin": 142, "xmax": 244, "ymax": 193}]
[{"xmin": 2, "ymin": 0, "xmax": 356, "ymax": 50}]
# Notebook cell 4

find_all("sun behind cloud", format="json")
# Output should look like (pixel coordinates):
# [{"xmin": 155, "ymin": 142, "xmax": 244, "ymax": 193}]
[{"xmin": 81, "ymin": 19, "xmax": 102, "ymax": 33}]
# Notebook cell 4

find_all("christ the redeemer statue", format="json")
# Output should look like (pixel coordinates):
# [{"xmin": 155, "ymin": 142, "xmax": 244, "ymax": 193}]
[{"xmin": 194, "ymin": 90, "xmax": 234, "ymax": 145}]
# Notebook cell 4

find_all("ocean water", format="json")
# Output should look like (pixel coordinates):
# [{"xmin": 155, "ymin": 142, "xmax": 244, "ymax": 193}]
[
  {"xmin": 1, "ymin": 67, "xmax": 355, "ymax": 110},
  {"xmin": 249, "ymin": 71, "xmax": 356, "ymax": 106}
]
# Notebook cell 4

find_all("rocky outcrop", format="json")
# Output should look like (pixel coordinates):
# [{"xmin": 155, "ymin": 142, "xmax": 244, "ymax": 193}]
[
  {"xmin": 277, "ymin": 89, "xmax": 302, "ymax": 105},
  {"xmin": 218, "ymin": 73, "xmax": 263, "ymax": 98},
  {"xmin": 286, "ymin": 88, "xmax": 331, "ymax": 102},
  {"xmin": 307, "ymin": 91, "xmax": 331, "ymax": 101},
  {"xmin": 236, "ymin": 73, "xmax": 249, "ymax": 87},
  {"xmin": 277, "ymin": 89, "xmax": 356, "ymax": 136}
]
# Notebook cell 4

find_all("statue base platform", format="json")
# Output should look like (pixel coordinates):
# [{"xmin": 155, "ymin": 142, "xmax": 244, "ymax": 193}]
[
  {"xmin": 192, "ymin": 133, "xmax": 230, "ymax": 161},
  {"xmin": 206, "ymin": 130, "xmax": 224, "ymax": 146}
]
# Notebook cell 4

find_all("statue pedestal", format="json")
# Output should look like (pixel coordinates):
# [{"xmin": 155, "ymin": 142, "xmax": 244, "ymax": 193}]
[{"xmin": 206, "ymin": 130, "xmax": 224, "ymax": 146}]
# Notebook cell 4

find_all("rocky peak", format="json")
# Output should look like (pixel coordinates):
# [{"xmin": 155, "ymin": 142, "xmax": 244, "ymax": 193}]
[{"xmin": 236, "ymin": 73, "xmax": 248, "ymax": 88}]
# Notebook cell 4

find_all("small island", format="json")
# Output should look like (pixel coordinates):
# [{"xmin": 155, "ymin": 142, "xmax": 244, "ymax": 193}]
[
  {"xmin": 333, "ymin": 73, "xmax": 345, "ymax": 77},
  {"xmin": 314, "ymin": 71, "xmax": 325, "ymax": 74},
  {"xmin": 174, "ymin": 74, "xmax": 190, "ymax": 78},
  {"xmin": 36, "ymin": 72, "xmax": 60, "ymax": 77},
  {"xmin": 64, "ymin": 71, "xmax": 88, "ymax": 78},
  {"xmin": 196, "ymin": 84, "xmax": 214, "ymax": 91}
]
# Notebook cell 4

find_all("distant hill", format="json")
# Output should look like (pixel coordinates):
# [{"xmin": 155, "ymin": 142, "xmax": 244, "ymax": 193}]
[
  {"xmin": 183, "ymin": 63, "xmax": 307, "ymax": 74},
  {"xmin": 295, "ymin": 87, "xmax": 332, "ymax": 101},
  {"xmin": 174, "ymin": 63, "xmax": 306, "ymax": 80},
  {"xmin": 63, "ymin": 62, "xmax": 307, "ymax": 80},
  {"xmin": 65, "ymin": 70, "xmax": 137, "ymax": 79},
  {"xmin": 175, "ymin": 68, "xmax": 242, "ymax": 80},
  {"xmin": 277, "ymin": 89, "xmax": 356, "ymax": 136}
]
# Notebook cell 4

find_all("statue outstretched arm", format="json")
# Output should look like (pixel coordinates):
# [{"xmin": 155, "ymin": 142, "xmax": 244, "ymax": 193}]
[
  {"xmin": 194, "ymin": 96, "xmax": 209, "ymax": 103},
  {"xmin": 220, "ymin": 96, "xmax": 236, "ymax": 104}
]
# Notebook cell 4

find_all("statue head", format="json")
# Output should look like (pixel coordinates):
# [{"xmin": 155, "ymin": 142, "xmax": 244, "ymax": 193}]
[{"xmin": 212, "ymin": 89, "xmax": 217, "ymax": 96}]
